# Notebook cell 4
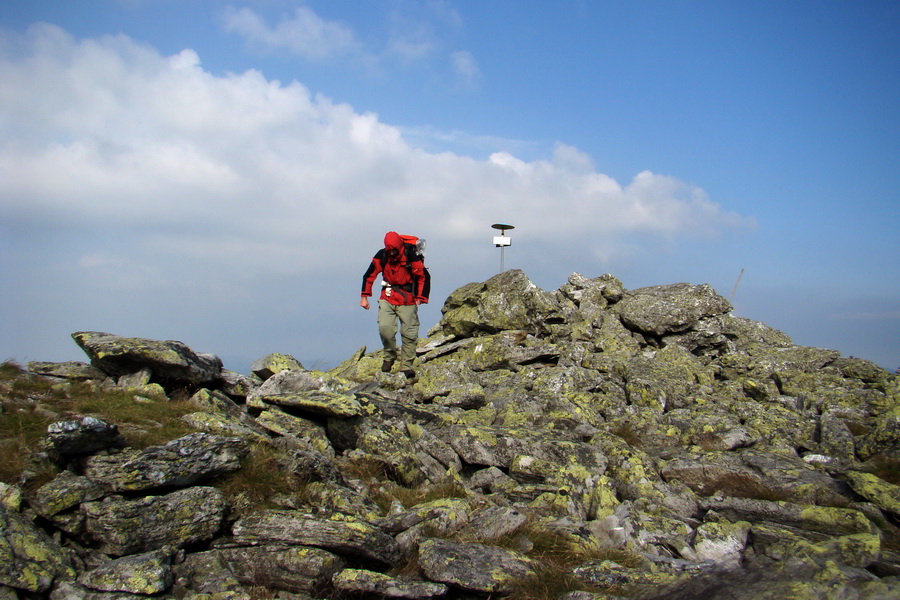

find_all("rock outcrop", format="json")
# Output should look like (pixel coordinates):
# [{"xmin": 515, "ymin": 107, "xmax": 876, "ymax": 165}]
[{"xmin": 1, "ymin": 269, "xmax": 898, "ymax": 599}]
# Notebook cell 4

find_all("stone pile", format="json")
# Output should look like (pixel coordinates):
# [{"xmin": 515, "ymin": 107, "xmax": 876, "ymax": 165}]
[{"xmin": 2, "ymin": 270, "xmax": 899, "ymax": 599}]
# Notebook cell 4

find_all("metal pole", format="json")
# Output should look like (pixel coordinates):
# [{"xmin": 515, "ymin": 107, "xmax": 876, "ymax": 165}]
[
  {"xmin": 491, "ymin": 223, "xmax": 514, "ymax": 274},
  {"xmin": 729, "ymin": 268, "xmax": 745, "ymax": 302}
]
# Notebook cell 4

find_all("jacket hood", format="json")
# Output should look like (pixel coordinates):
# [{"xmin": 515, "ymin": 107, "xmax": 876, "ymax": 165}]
[{"xmin": 384, "ymin": 231, "xmax": 404, "ymax": 252}]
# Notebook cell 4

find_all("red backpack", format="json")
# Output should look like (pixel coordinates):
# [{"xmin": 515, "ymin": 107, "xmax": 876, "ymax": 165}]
[{"xmin": 398, "ymin": 235, "xmax": 431, "ymax": 301}]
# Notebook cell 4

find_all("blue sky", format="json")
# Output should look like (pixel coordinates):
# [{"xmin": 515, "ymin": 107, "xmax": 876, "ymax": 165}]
[{"xmin": 1, "ymin": 0, "xmax": 898, "ymax": 372}]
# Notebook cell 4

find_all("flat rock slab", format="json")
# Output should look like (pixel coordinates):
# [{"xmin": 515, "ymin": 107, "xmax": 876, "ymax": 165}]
[
  {"xmin": 256, "ymin": 391, "xmax": 363, "ymax": 418},
  {"xmin": 72, "ymin": 331, "xmax": 222, "ymax": 384},
  {"xmin": 333, "ymin": 568, "xmax": 448, "ymax": 598},
  {"xmin": 232, "ymin": 509, "xmax": 400, "ymax": 567},
  {"xmin": 82, "ymin": 433, "xmax": 247, "ymax": 492},
  {"xmin": 417, "ymin": 538, "xmax": 534, "ymax": 594},
  {"xmin": 80, "ymin": 486, "xmax": 226, "ymax": 556}
]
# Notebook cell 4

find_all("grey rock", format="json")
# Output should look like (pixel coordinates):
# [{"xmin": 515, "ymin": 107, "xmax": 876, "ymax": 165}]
[
  {"xmin": 0, "ymin": 504, "xmax": 76, "ymax": 592},
  {"xmin": 80, "ymin": 486, "xmax": 226, "ymax": 555},
  {"xmin": 27, "ymin": 361, "xmax": 108, "ymax": 381},
  {"xmin": 231, "ymin": 509, "xmax": 401, "ymax": 567},
  {"xmin": 31, "ymin": 471, "xmax": 106, "ymax": 517},
  {"xmin": 438, "ymin": 270, "xmax": 564, "ymax": 337},
  {"xmin": 77, "ymin": 551, "xmax": 172, "ymax": 594},
  {"xmin": 332, "ymin": 568, "xmax": 448, "ymax": 598},
  {"xmin": 46, "ymin": 417, "xmax": 125, "ymax": 456},
  {"xmin": 81, "ymin": 432, "xmax": 248, "ymax": 492},
  {"xmin": 72, "ymin": 331, "xmax": 222, "ymax": 385},
  {"xmin": 215, "ymin": 544, "xmax": 344, "ymax": 594},
  {"xmin": 250, "ymin": 353, "xmax": 304, "ymax": 380},
  {"xmin": 417, "ymin": 538, "xmax": 534, "ymax": 593},
  {"xmin": 615, "ymin": 282, "xmax": 732, "ymax": 336},
  {"xmin": 255, "ymin": 390, "xmax": 362, "ymax": 418}
]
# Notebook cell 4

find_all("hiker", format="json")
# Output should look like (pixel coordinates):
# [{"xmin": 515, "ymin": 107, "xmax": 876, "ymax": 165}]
[{"xmin": 360, "ymin": 231, "xmax": 429, "ymax": 378}]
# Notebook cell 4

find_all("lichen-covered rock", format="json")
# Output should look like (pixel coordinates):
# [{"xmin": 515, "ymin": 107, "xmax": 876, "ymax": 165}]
[
  {"xmin": 218, "ymin": 368, "xmax": 262, "ymax": 398},
  {"xmin": 81, "ymin": 433, "xmax": 248, "ymax": 492},
  {"xmin": 255, "ymin": 390, "xmax": 362, "ymax": 418},
  {"xmin": 45, "ymin": 417, "xmax": 125, "ymax": 456},
  {"xmin": 72, "ymin": 331, "xmax": 222, "ymax": 385},
  {"xmin": 857, "ymin": 405, "xmax": 900, "ymax": 460},
  {"xmin": 215, "ymin": 544, "xmax": 345, "ymax": 594},
  {"xmin": 27, "ymin": 361, "xmax": 108, "ymax": 381},
  {"xmin": 231, "ymin": 509, "xmax": 401, "ymax": 567},
  {"xmin": 615, "ymin": 282, "xmax": 732, "ymax": 336},
  {"xmin": 437, "ymin": 270, "xmax": 564, "ymax": 337},
  {"xmin": 751, "ymin": 522, "xmax": 881, "ymax": 569},
  {"xmin": 620, "ymin": 345, "xmax": 714, "ymax": 412},
  {"xmin": 77, "ymin": 550, "xmax": 172, "ymax": 594},
  {"xmin": 699, "ymin": 497, "xmax": 875, "ymax": 538},
  {"xmin": 256, "ymin": 409, "xmax": 335, "ymax": 456},
  {"xmin": 679, "ymin": 518, "xmax": 750, "ymax": 568},
  {"xmin": 0, "ymin": 504, "xmax": 76, "ymax": 593},
  {"xmin": 332, "ymin": 568, "xmax": 448, "ymax": 598},
  {"xmin": 171, "ymin": 550, "xmax": 248, "ymax": 598},
  {"xmin": 3, "ymin": 270, "xmax": 897, "ymax": 600},
  {"xmin": 417, "ymin": 538, "xmax": 535, "ymax": 593},
  {"xmin": 180, "ymin": 411, "xmax": 271, "ymax": 444},
  {"xmin": 661, "ymin": 449, "xmax": 850, "ymax": 506},
  {"xmin": 30, "ymin": 471, "xmax": 105, "ymax": 518},
  {"xmin": 843, "ymin": 471, "xmax": 900, "ymax": 517},
  {"xmin": 426, "ymin": 331, "xmax": 561, "ymax": 373},
  {"xmin": 250, "ymin": 353, "xmax": 304, "ymax": 380},
  {"xmin": 80, "ymin": 486, "xmax": 226, "ymax": 555}
]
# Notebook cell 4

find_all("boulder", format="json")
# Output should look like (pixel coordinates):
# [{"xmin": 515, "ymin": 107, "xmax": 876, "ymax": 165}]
[
  {"xmin": 332, "ymin": 569, "xmax": 448, "ymax": 598},
  {"xmin": 215, "ymin": 545, "xmax": 344, "ymax": 594},
  {"xmin": 80, "ymin": 486, "xmax": 227, "ymax": 555},
  {"xmin": 77, "ymin": 550, "xmax": 172, "ymax": 594},
  {"xmin": 250, "ymin": 353, "xmax": 304, "ymax": 380},
  {"xmin": 81, "ymin": 433, "xmax": 248, "ymax": 492},
  {"xmin": 231, "ymin": 509, "xmax": 401, "ymax": 567},
  {"xmin": 615, "ymin": 282, "xmax": 732, "ymax": 336},
  {"xmin": 45, "ymin": 417, "xmax": 125, "ymax": 456},
  {"xmin": 27, "ymin": 361, "xmax": 108, "ymax": 381},
  {"xmin": 0, "ymin": 504, "xmax": 76, "ymax": 593},
  {"xmin": 417, "ymin": 538, "xmax": 534, "ymax": 593},
  {"xmin": 438, "ymin": 270, "xmax": 564, "ymax": 337},
  {"xmin": 71, "ymin": 331, "xmax": 222, "ymax": 385}
]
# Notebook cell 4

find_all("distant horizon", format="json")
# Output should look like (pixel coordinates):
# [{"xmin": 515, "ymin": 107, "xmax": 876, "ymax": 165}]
[{"xmin": 12, "ymin": 267, "xmax": 897, "ymax": 375}]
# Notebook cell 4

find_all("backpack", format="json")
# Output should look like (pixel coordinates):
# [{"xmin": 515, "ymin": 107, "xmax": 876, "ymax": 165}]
[{"xmin": 398, "ymin": 234, "xmax": 431, "ymax": 302}]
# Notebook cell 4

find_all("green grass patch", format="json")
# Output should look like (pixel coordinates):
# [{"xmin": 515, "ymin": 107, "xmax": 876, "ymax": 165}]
[
  {"xmin": 1, "ymin": 361, "xmax": 200, "ymax": 486},
  {"xmin": 214, "ymin": 443, "xmax": 311, "ymax": 516}
]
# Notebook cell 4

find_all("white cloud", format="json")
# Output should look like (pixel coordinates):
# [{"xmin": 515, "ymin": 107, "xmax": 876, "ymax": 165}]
[
  {"xmin": 221, "ymin": 5, "xmax": 358, "ymax": 60},
  {"xmin": 0, "ymin": 24, "xmax": 752, "ymax": 368},
  {"xmin": 450, "ymin": 50, "xmax": 480, "ymax": 87},
  {"xmin": 1, "ymin": 24, "xmax": 750, "ymax": 254}
]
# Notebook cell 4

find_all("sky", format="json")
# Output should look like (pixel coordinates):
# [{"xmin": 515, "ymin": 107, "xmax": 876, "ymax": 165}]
[{"xmin": 1, "ymin": 0, "xmax": 898, "ymax": 373}]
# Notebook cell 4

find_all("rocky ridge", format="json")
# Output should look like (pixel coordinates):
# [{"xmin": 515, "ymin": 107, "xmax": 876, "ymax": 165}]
[{"xmin": 2, "ymin": 269, "xmax": 899, "ymax": 599}]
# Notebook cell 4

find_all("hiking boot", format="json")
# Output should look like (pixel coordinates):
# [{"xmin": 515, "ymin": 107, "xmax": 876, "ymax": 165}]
[{"xmin": 381, "ymin": 359, "xmax": 394, "ymax": 373}]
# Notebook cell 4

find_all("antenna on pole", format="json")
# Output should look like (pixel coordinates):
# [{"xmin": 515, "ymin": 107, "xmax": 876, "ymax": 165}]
[
  {"xmin": 729, "ymin": 268, "xmax": 745, "ymax": 302},
  {"xmin": 491, "ymin": 223, "xmax": 514, "ymax": 272}
]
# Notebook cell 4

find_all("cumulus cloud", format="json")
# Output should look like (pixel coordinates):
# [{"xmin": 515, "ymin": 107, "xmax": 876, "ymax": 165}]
[{"xmin": 0, "ymin": 24, "xmax": 752, "ymax": 367}]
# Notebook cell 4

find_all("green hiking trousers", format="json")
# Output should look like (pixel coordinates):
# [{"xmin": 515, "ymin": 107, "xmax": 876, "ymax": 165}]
[{"xmin": 377, "ymin": 299, "xmax": 420, "ymax": 371}]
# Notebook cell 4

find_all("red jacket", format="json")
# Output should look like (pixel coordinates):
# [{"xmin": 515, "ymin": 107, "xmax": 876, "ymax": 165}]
[{"xmin": 361, "ymin": 232, "xmax": 428, "ymax": 306}]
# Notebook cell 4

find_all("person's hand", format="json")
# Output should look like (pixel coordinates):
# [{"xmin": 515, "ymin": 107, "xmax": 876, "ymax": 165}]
[{"xmin": 360, "ymin": 296, "xmax": 370, "ymax": 310}]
